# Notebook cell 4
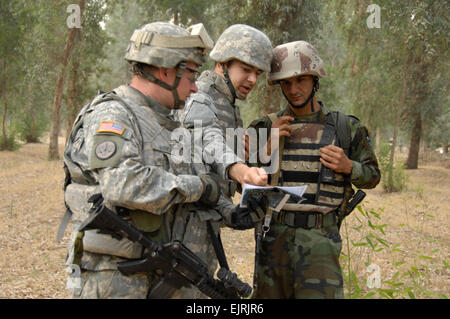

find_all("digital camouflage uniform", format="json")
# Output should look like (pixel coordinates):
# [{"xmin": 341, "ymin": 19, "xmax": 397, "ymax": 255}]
[
  {"xmin": 178, "ymin": 24, "xmax": 273, "ymax": 199},
  {"xmin": 248, "ymin": 41, "xmax": 381, "ymax": 299},
  {"xmin": 62, "ymin": 22, "xmax": 240, "ymax": 299},
  {"xmin": 178, "ymin": 70, "xmax": 243, "ymax": 198}
]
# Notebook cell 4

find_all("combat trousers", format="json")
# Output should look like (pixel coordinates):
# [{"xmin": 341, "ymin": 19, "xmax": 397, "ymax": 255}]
[{"xmin": 253, "ymin": 221, "xmax": 344, "ymax": 299}]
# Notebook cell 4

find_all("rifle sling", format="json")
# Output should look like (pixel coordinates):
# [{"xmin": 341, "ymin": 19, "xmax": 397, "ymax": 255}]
[{"xmin": 206, "ymin": 220, "xmax": 230, "ymax": 270}]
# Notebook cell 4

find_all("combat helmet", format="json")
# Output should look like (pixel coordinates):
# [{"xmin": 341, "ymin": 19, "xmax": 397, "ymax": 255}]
[
  {"xmin": 210, "ymin": 24, "xmax": 273, "ymax": 72},
  {"xmin": 125, "ymin": 21, "xmax": 214, "ymax": 108},
  {"xmin": 269, "ymin": 41, "xmax": 326, "ymax": 110},
  {"xmin": 210, "ymin": 24, "xmax": 272, "ymax": 103},
  {"xmin": 125, "ymin": 21, "xmax": 213, "ymax": 68}
]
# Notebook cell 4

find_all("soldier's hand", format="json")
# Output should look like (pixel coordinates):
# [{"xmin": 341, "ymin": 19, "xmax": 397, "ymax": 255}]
[
  {"xmin": 266, "ymin": 116, "xmax": 294, "ymax": 154},
  {"xmin": 271, "ymin": 116, "xmax": 294, "ymax": 138},
  {"xmin": 230, "ymin": 194, "xmax": 267, "ymax": 230},
  {"xmin": 229, "ymin": 163, "xmax": 268, "ymax": 186},
  {"xmin": 242, "ymin": 167, "xmax": 268, "ymax": 186},
  {"xmin": 319, "ymin": 145, "xmax": 353, "ymax": 174},
  {"xmin": 199, "ymin": 173, "xmax": 221, "ymax": 207}
]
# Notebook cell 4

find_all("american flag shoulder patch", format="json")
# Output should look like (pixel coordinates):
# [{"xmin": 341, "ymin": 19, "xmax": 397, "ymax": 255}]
[{"xmin": 97, "ymin": 121, "xmax": 126, "ymax": 135}]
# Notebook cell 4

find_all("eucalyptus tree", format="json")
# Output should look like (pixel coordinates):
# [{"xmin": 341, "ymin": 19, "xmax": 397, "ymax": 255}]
[{"xmin": 0, "ymin": 1, "xmax": 34, "ymax": 150}]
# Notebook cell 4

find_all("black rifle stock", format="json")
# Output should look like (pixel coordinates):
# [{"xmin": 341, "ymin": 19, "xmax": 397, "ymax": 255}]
[
  {"xmin": 345, "ymin": 189, "xmax": 366, "ymax": 214},
  {"xmin": 337, "ymin": 189, "xmax": 366, "ymax": 228},
  {"xmin": 78, "ymin": 196, "xmax": 251, "ymax": 299}
]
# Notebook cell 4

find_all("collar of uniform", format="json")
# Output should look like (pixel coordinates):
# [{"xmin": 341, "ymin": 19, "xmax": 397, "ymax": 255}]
[
  {"xmin": 283, "ymin": 101, "xmax": 328, "ymax": 122},
  {"xmin": 198, "ymin": 70, "xmax": 235, "ymax": 104},
  {"xmin": 115, "ymin": 85, "xmax": 180, "ymax": 131}
]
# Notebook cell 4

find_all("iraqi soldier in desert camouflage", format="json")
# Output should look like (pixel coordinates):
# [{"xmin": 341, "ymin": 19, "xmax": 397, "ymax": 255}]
[
  {"xmin": 177, "ymin": 24, "xmax": 273, "ymax": 199},
  {"xmin": 62, "ymin": 21, "xmax": 267, "ymax": 299},
  {"xmin": 247, "ymin": 41, "xmax": 381, "ymax": 298}
]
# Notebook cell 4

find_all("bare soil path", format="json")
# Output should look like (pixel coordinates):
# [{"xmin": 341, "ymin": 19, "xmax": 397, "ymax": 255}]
[{"xmin": 0, "ymin": 142, "xmax": 448, "ymax": 298}]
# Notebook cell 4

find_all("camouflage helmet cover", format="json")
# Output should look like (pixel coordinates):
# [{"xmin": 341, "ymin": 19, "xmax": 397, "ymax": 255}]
[
  {"xmin": 268, "ymin": 40, "xmax": 326, "ymax": 85},
  {"xmin": 209, "ymin": 24, "xmax": 273, "ymax": 72},
  {"xmin": 125, "ymin": 21, "xmax": 214, "ymax": 69}
]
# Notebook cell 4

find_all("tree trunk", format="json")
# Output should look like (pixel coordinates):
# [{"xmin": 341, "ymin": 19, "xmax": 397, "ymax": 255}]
[
  {"xmin": 1, "ymin": 90, "xmax": 7, "ymax": 150},
  {"xmin": 390, "ymin": 53, "xmax": 408, "ymax": 167},
  {"xmin": 26, "ymin": 114, "xmax": 38, "ymax": 143},
  {"xmin": 25, "ymin": 81, "xmax": 38, "ymax": 143},
  {"xmin": 263, "ymin": 85, "xmax": 274, "ymax": 115},
  {"xmin": 66, "ymin": 57, "xmax": 80, "ymax": 145},
  {"xmin": 406, "ymin": 111, "xmax": 422, "ymax": 169},
  {"xmin": 173, "ymin": 9, "xmax": 179, "ymax": 25},
  {"xmin": 375, "ymin": 127, "xmax": 380, "ymax": 156},
  {"xmin": 264, "ymin": 84, "xmax": 284, "ymax": 115},
  {"xmin": 48, "ymin": 0, "xmax": 85, "ymax": 160}
]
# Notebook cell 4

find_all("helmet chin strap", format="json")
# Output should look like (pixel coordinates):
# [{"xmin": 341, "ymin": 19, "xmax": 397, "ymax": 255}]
[
  {"xmin": 222, "ymin": 63, "xmax": 237, "ymax": 105},
  {"xmin": 134, "ymin": 62, "xmax": 187, "ymax": 109},
  {"xmin": 282, "ymin": 77, "xmax": 319, "ymax": 112}
]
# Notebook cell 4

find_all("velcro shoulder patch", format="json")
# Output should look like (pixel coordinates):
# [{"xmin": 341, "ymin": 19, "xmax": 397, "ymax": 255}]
[
  {"xmin": 89, "ymin": 134, "xmax": 125, "ymax": 169},
  {"xmin": 97, "ymin": 121, "xmax": 126, "ymax": 135}
]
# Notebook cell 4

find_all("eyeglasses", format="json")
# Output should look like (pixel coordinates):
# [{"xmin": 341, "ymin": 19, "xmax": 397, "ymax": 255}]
[{"xmin": 185, "ymin": 66, "xmax": 200, "ymax": 83}]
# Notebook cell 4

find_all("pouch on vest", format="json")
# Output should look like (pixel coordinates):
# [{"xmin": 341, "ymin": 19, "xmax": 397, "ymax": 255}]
[
  {"xmin": 82, "ymin": 229, "xmax": 143, "ymax": 259},
  {"xmin": 129, "ymin": 210, "xmax": 163, "ymax": 233},
  {"xmin": 319, "ymin": 116, "xmax": 338, "ymax": 185}
]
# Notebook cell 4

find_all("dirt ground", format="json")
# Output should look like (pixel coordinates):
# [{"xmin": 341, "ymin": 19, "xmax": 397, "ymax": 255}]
[{"xmin": 0, "ymin": 140, "xmax": 448, "ymax": 298}]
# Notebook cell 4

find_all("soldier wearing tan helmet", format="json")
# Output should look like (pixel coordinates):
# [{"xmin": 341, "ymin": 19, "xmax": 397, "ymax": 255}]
[
  {"xmin": 177, "ymin": 24, "xmax": 273, "ymax": 200},
  {"xmin": 248, "ymin": 40, "xmax": 380, "ymax": 299},
  {"xmin": 61, "ymin": 21, "xmax": 266, "ymax": 299}
]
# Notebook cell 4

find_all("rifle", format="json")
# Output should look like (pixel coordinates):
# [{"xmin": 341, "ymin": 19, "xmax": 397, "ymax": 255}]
[
  {"xmin": 337, "ymin": 189, "xmax": 366, "ymax": 229},
  {"xmin": 78, "ymin": 194, "xmax": 251, "ymax": 299}
]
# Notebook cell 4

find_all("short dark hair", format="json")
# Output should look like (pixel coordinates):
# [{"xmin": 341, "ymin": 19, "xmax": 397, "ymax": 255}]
[{"xmin": 129, "ymin": 62, "xmax": 158, "ymax": 78}]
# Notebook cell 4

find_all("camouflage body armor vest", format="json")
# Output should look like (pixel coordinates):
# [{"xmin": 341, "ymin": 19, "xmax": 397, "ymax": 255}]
[
  {"xmin": 62, "ymin": 88, "xmax": 217, "ymax": 267},
  {"xmin": 271, "ymin": 112, "xmax": 351, "ymax": 215}
]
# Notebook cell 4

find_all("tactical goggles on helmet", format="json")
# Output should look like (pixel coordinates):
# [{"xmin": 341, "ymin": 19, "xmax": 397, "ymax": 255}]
[{"xmin": 129, "ymin": 23, "xmax": 214, "ymax": 54}]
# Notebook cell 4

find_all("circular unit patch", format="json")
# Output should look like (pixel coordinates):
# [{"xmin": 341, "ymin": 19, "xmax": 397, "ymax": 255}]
[{"xmin": 95, "ymin": 140, "xmax": 117, "ymax": 160}]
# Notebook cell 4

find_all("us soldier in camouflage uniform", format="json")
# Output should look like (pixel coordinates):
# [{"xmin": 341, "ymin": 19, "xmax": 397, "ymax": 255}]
[
  {"xmin": 62, "ymin": 22, "xmax": 267, "ymax": 299},
  {"xmin": 247, "ymin": 41, "xmax": 381, "ymax": 299},
  {"xmin": 177, "ymin": 24, "xmax": 273, "ymax": 199}
]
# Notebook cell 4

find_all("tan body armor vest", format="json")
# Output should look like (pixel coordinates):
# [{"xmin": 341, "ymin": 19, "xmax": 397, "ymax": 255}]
[{"xmin": 269, "ymin": 114, "xmax": 347, "ymax": 215}]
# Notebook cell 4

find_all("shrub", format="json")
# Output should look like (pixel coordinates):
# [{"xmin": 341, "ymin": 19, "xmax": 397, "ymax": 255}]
[{"xmin": 0, "ymin": 133, "xmax": 21, "ymax": 151}]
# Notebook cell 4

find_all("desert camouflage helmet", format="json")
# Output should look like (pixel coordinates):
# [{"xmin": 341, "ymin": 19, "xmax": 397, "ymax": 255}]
[
  {"xmin": 209, "ymin": 24, "xmax": 273, "ymax": 72},
  {"xmin": 125, "ymin": 21, "xmax": 214, "ymax": 68},
  {"xmin": 268, "ymin": 40, "xmax": 326, "ymax": 84}
]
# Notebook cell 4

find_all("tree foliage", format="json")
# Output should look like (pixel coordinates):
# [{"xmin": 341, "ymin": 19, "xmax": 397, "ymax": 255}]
[{"xmin": 1, "ymin": 0, "xmax": 448, "ymax": 171}]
